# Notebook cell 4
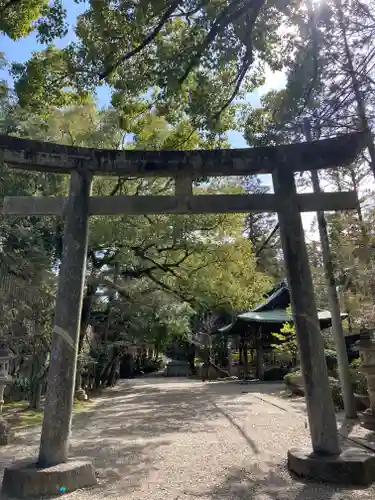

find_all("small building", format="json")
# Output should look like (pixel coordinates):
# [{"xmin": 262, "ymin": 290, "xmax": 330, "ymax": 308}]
[{"xmin": 216, "ymin": 280, "xmax": 348, "ymax": 380}]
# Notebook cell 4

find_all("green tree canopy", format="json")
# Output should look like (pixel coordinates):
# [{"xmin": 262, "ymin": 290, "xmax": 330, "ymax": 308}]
[
  {"xmin": 3, "ymin": 0, "xmax": 303, "ymax": 131},
  {"xmin": 1, "ymin": 98, "xmax": 270, "ymax": 353}
]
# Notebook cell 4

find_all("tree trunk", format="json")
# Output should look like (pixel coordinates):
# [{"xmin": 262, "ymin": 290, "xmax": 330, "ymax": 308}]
[
  {"xmin": 29, "ymin": 381, "xmax": 43, "ymax": 411},
  {"xmin": 348, "ymin": 166, "xmax": 375, "ymax": 300},
  {"xmin": 335, "ymin": 0, "xmax": 375, "ymax": 177},
  {"xmin": 243, "ymin": 341, "xmax": 249, "ymax": 377},
  {"xmin": 255, "ymin": 333, "xmax": 264, "ymax": 381},
  {"xmin": 78, "ymin": 284, "xmax": 96, "ymax": 354},
  {"xmin": 101, "ymin": 350, "xmax": 119, "ymax": 387},
  {"xmin": 28, "ymin": 354, "xmax": 48, "ymax": 411},
  {"xmin": 227, "ymin": 337, "xmax": 233, "ymax": 375},
  {"xmin": 106, "ymin": 356, "xmax": 120, "ymax": 387},
  {"xmin": 187, "ymin": 344, "xmax": 195, "ymax": 375},
  {"xmin": 29, "ymin": 363, "xmax": 49, "ymax": 411},
  {"xmin": 94, "ymin": 363, "xmax": 103, "ymax": 389},
  {"xmin": 75, "ymin": 283, "xmax": 97, "ymax": 394},
  {"xmin": 239, "ymin": 339, "xmax": 244, "ymax": 365},
  {"xmin": 223, "ymin": 334, "xmax": 229, "ymax": 367},
  {"xmin": 334, "ymin": 0, "xmax": 375, "ymax": 302}
]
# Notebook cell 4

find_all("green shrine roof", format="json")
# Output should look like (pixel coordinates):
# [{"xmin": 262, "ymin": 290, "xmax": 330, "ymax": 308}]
[
  {"xmin": 216, "ymin": 281, "xmax": 348, "ymax": 336},
  {"xmin": 237, "ymin": 309, "xmax": 347, "ymax": 324},
  {"xmin": 217, "ymin": 309, "xmax": 347, "ymax": 335}
]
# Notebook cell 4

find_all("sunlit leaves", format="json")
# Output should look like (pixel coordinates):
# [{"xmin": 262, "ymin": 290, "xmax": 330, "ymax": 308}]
[
  {"xmin": 0, "ymin": 0, "xmax": 67, "ymax": 41},
  {"xmin": 11, "ymin": 46, "xmax": 91, "ymax": 110},
  {"xmin": 36, "ymin": 0, "xmax": 68, "ymax": 43},
  {"xmin": 0, "ymin": 0, "xmax": 48, "ymax": 39},
  {"xmin": 7, "ymin": 0, "xmax": 303, "ymax": 131}
]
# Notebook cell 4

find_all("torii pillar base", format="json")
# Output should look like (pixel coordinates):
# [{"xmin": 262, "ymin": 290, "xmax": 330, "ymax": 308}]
[
  {"xmin": 288, "ymin": 447, "xmax": 375, "ymax": 486},
  {"xmin": 1, "ymin": 459, "xmax": 97, "ymax": 498}
]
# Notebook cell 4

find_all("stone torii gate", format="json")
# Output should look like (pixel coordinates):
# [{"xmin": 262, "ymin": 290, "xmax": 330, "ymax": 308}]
[{"xmin": 1, "ymin": 132, "xmax": 374, "ymax": 497}]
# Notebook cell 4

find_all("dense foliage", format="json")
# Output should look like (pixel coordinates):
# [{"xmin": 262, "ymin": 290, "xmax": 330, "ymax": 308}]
[
  {"xmin": 1, "ymin": 0, "xmax": 375, "ymax": 405},
  {"xmin": 0, "ymin": 81, "xmax": 270, "ymax": 397}
]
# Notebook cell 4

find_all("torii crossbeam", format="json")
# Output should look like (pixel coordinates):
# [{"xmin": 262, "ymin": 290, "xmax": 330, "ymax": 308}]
[
  {"xmin": 0, "ymin": 133, "xmax": 363, "ymax": 216},
  {"xmin": 0, "ymin": 132, "xmax": 369, "ymax": 496}
]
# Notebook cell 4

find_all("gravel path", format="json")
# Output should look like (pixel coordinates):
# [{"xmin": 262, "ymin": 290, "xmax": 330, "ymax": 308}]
[{"xmin": 1, "ymin": 378, "xmax": 375, "ymax": 500}]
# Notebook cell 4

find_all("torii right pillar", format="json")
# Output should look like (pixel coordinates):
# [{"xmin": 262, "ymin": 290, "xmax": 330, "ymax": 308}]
[{"xmin": 272, "ymin": 167, "xmax": 375, "ymax": 485}]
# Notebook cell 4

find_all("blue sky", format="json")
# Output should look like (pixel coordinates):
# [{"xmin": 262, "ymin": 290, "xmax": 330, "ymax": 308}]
[{"xmin": 0, "ymin": 0, "xmax": 286, "ymax": 149}]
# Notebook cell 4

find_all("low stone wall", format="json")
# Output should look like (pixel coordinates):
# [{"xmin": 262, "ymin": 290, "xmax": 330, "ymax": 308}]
[{"xmin": 165, "ymin": 360, "xmax": 191, "ymax": 377}]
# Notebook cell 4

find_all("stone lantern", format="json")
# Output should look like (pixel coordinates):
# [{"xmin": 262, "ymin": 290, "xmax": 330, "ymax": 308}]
[
  {"xmin": 359, "ymin": 330, "xmax": 375, "ymax": 430},
  {"xmin": 75, "ymin": 356, "xmax": 88, "ymax": 402},
  {"xmin": 0, "ymin": 344, "xmax": 13, "ymax": 444}
]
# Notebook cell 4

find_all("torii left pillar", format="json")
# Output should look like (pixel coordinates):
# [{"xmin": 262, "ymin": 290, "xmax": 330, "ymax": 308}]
[
  {"xmin": 39, "ymin": 171, "xmax": 92, "ymax": 465},
  {"xmin": 2, "ymin": 171, "xmax": 97, "ymax": 498}
]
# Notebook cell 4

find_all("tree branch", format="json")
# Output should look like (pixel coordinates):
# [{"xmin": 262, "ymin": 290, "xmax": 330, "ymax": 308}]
[
  {"xmin": 178, "ymin": 0, "xmax": 249, "ymax": 85},
  {"xmin": 212, "ymin": 55, "xmax": 251, "ymax": 120},
  {"xmin": 255, "ymin": 223, "xmax": 280, "ymax": 258},
  {"xmin": 212, "ymin": 0, "xmax": 265, "ymax": 119},
  {"xmin": 143, "ymin": 269, "xmax": 197, "ymax": 306},
  {"xmin": 110, "ymin": 178, "xmax": 126, "ymax": 196},
  {"xmin": 99, "ymin": 0, "xmax": 182, "ymax": 80}
]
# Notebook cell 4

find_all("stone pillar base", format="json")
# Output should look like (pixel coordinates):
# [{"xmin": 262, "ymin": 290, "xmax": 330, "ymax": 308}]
[
  {"xmin": 1, "ymin": 458, "xmax": 97, "ymax": 498},
  {"xmin": 360, "ymin": 409, "xmax": 375, "ymax": 430},
  {"xmin": 288, "ymin": 447, "xmax": 375, "ymax": 486}
]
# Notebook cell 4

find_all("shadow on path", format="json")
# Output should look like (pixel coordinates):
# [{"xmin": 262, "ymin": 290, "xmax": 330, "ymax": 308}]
[
  {"xmin": 194, "ymin": 461, "xmax": 367, "ymax": 500},
  {"xmin": 0, "ymin": 378, "xmax": 373, "ymax": 500},
  {"xmin": 210, "ymin": 401, "xmax": 259, "ymax": 454},
  {"xmin": 68, "ymin": 380, "xmax": 265, "ymax": 496}
]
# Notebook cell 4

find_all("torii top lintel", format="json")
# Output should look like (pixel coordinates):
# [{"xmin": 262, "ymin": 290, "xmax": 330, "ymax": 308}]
[{"xmin": 0, "ymin": 132, "xmax": 366, "ymax": 177}]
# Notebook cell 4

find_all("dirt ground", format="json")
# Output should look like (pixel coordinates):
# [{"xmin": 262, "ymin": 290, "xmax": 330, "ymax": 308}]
[{"xmin": 1, "ymin": 378, "xmax": 375, "ymax": 500}]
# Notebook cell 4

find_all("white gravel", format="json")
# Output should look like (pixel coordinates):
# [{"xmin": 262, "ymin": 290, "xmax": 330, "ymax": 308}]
[{"xmin": 1, "ymin": 378, "xmax": 375, "ymax": 500}]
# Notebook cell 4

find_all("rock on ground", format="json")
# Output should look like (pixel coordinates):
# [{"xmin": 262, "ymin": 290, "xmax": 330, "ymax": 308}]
[{"xmin": 1, "ymin": 378, "xmax": 375, "ymax": 500}]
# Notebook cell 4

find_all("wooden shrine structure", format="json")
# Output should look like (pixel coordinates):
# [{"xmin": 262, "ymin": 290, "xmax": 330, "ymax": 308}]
[
  {"xmin": 217, "ymin": 280, "xmax": 349, "ymax": 379},
  {"xmin": 0, "ymin": 132, "xmax": 368, "ymax": 493}
]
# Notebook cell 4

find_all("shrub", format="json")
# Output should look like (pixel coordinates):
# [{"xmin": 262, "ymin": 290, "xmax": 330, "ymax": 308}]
[
  {"xmin": 325, "ymin": 351, "xmax": 338, "ymax": 373},
  {"xmin": 328, "ymin": 376, "xmax": 343, "ymax": 408},
  {"xmin": 264, "ymin": 366, "xmax": 289, "ymax": 381},
  {"xmin": 349, "ymin": 358, "xmax": 368, "ymax": 396},
  {"xmin": 142, "ymin": 357, "xmax": 164, "ymax": 374},
  {"xmin": 284, "ymin": 371, "xmax": 343, "ymax": 408},
  {"xmin": 284, "ymin": 359, "xmax": 370, "ymax": 409},
  {"xmin": 284, "ymin": 370, "xmax": 301, "ymax": 386},
  {"xmin": 284, "ymin": 370, "xmax": 305, "ymax": 396}
]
